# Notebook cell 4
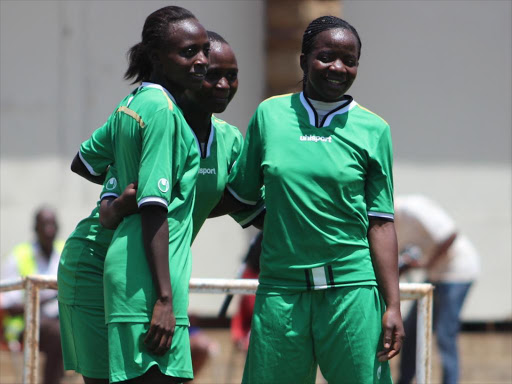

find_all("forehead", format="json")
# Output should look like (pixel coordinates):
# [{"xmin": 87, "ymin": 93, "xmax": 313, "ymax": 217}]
[
  {"xmin": 311, "ymin": 28, "xmax": 358, "ymax": 52},
  {"xmin": 167, "ymin": 18, "xmax": 207, "ymax": 45},
  {"xmin": 209, "ymin": 42, "xmax": 237, "ymax": 67}
]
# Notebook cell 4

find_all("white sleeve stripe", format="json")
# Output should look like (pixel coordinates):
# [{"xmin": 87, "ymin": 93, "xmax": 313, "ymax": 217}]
[
  {"xmin": 78, "ymin": 151, "xmax": 101, "ymax": 176},
  {"xmin": 238, "ymin": 205, "xmax": 266, "ymax": 227},
  {"xmin": 100, "ymin": 192, "xmax": 119, "ymax": 200},
  {"xmin": 138, "ymin": 197, "xmax": 168, "ymax": 208},
  {"xmin": 368, "ymin": 211, "xmax": 395, "ymax": 220},
  {"xmin": 227, "ymin": 185, "xmax": 257, "ymax": 206}
]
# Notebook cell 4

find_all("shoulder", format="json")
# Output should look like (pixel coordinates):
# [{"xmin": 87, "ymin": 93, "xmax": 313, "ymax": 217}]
[
  {"xmin": 351, "ymin": 102, "xmax": 390, "ymax": 130},
  {"xmin": 257, "ymin": 93, "xmax": 297, "ymax": 111},
  {"xmin": 211, "ymin": 116, "xmax": 242, "ymax": 139}
]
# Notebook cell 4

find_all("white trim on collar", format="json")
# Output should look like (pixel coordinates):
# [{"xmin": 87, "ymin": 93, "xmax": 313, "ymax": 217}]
[
  {"xmin": 205, "ymin": 122, "xmax": 215, "ymax": 158},
  {"xmin": 140, "ymin": 82, "xmax": 177, "ymax": 105},
  {"xmin": 299, "ymin": 92, "xmax": 357, "ymax": 128}
]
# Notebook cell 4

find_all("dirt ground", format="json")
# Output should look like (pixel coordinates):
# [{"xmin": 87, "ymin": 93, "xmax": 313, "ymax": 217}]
[{"xmin": 1, "ymin": 330, "xmax": 511, "ymax": 384}]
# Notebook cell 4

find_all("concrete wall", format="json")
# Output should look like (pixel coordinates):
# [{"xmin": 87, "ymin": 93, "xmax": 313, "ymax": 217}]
[{"xmin": 343, "ymin": 0, "xmax": 511, "ymax": 321}]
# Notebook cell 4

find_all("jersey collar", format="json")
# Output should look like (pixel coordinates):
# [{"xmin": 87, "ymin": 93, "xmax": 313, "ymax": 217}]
[
  {"xmin": 139, "ymin": 82, "xmax": 178, "ymax": 105},
  {"xmin": 190, "ymin": 121, "xmax": 215, "ymax": 159},
  {"xmin": 299, "ymin": 92, "xmax": 357, "ymax": 128}
]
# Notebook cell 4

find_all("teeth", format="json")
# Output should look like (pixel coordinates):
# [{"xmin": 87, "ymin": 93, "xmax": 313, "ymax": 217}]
[{"xmin": 327, "ymin": 79, "xmax": 342, "ymax": 84}]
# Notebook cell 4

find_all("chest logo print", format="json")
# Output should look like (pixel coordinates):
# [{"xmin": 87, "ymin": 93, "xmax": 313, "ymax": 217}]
[
  {"xmin": 158, "ymin": 178, "xmax": 170, "ymax": 193},
  {"xmin": 300, "ymin": 135, "xmax": 332, "ymax": 143},
  {"xmin": 105, "ymin": 177, "xmax": 117, "ymax": 191},
  {"xmin": 199, "ymin": 168, "xmax": 217, "ymax": 175}
]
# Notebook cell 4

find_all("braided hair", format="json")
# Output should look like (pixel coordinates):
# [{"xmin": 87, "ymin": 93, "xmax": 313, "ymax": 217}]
[
  {"xmin": 124, "ymin": 6, "xmax": 196, "ymax": 84},
  {"xmin": 302, "ymin": 15, "xmax": 361, "ymax": 58}
]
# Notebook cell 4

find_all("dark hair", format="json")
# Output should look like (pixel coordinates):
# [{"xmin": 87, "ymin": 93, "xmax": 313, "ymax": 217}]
[
  {"xmin": 124, "ymin": 6, "xmax": 196, "ymax": 84},
  {"xmin": 207, "ymin": 30, "xmax": 228, "ymax": 45},
  {"xmin": 302, "ymin": 15, "xmax": 362, "ymax": 58}
]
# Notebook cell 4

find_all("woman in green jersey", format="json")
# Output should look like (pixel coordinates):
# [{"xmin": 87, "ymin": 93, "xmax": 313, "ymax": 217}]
[
  {"xmin": 228, "ymin": 16, "xmax": 405, "ymax": 384},
  {"xmin": 70, "ymin": 6, "xmax": 208, "ymax": 383}
]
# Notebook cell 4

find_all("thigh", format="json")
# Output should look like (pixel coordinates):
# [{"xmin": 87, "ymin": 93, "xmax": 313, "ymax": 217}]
[
  {"xmin": 242, "ymin": 293, "xmax": 317, "ymax": 384},
  {"xmin": 58, "ymin": 303, "xmax": 109, "ymax": 379},
  {"xmin": 108, "ymin": 322, "xmax": 193, "ymax": 383},
  {"xmin": 313, "ymin": 286, "xmax": 392, "ymax": 384}
]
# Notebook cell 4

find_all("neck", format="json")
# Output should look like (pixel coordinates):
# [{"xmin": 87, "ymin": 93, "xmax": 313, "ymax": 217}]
[
  {"xmin": 180, "ymin": 98, "xmax": 212, "ymax": 142},
  {"xmin": 148, "ymin": 74, "xmax": 185, "ymax": 100}
]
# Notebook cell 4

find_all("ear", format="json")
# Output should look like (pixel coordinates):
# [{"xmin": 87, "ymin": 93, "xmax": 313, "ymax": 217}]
[
  {"xmin": 299, "ymin": 53, "xmax": 307, "ymax": 73},
  {"xmin": 149, "ymin": 49, "xmax": 160, "ymax": 66}
]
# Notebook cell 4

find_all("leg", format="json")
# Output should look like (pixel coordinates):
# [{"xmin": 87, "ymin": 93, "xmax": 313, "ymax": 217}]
[
  {"xmin": 122, "ymin": 365, "xmax": 182, "ymax": 384},
  {"xmin": 397, "ymin": 301, "xmax": 418, "ymax": 384},
  {"xmin": 314, "ymin": 286, "xmax": 392, "ymax": 384},
  {"xmin": 83, "ymin": 377, "xmax": 109, "ymax": 384},
  {"xmin": 242, "ymin": 293, "xmax": 317, "ymax": 384},
  {"xmin": 39, "ymin": 316, "xmax": 64, "ymax": 384},
  {"xmin": 433, "ymin": 282, "xmax": 471, "ymax": 384}
]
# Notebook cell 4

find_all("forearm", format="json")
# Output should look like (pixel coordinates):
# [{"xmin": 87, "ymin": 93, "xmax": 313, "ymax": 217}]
[
  {"xmin": 140, "ymin": 205, "xmax": 172, "ymax": 302},
  {"xmin": 99, "ymin": 197, "xmax": 123, "ymax": 229},
  {"xmin": 71, "ymin": 152, "xmax": 106, "ymax": 185},
  {"xmin": 368, "ymin": 218, "xmax": 401, "ymax": 308},
  {"xmin": 426, "ymin": 232, "xmax": 457, "ymax": 269},
  {"xmin": 209, "ymin": 190, "xmax": 246, "ymax": 218}
]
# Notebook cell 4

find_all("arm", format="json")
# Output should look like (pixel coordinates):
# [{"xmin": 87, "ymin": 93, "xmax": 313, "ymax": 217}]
[
  {"xmin": 208, "ymin": 190, "xmax": 246, "ymax": 218},
  {"xmin": 425, "ymin": 232, "xmax": 457, "ymax": 269},
  {"xmin": 367, "ymin": 217, "xmax": 405, "ymax": 361},
  {"xmin": 140, "ymin": 205, "xmax": 175, "ymax": 356},
  {"xmin": 99, "ymin": 182, "xmax": 139, "ymax": 229},
  {"xmin": 71, "ymin": 152, "xmax": 107, "ymax": 185}
]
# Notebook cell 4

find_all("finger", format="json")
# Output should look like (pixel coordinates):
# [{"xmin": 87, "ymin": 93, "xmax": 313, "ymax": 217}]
[
  {"xmin": 382, "ymin": 326, "xmax": 392, "ymax": 350},
  {"xmin": 144, "ymin": 325, "xmax": 156, "ymax": 346},
  {"xmin": 154, "ymin": 333, "xmax": 173, "ymax": 356}
]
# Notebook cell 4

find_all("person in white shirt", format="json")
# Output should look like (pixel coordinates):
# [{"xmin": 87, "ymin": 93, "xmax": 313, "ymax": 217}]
[
  {"xmin": 394, "ymin": 195, "xmax": 479, "ymax": 384},
  {"xmin": 1, "ymin": 207, "xmax": 64, "ymax": 384}
]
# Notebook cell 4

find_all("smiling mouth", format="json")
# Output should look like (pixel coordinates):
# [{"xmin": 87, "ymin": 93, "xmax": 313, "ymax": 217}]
[{"xmin": 326, "ymin": 78, "xmax": 344, "ymax": 85}]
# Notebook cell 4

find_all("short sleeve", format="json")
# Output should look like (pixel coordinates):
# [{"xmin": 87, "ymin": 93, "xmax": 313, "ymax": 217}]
[
  {"xmin": 79, "ymin": 119, "xmax": 114, "ymax": 176},
  {"xmin": 366, "ymin": 125, "xmax": 395, "ymax": 220},
  {"xmin": 228, "ymin": 128, "xmax": 244, "ymax": 172},
  {"xmin": 136, "ymin": 108, "xmax": 175, "ymax": 208},
  {"xmin": 227, "ymin": 109, "xmax": 264, "ymax": 205},
  {"xmin": 100, "ymin": 166, "xmax": 121, "ymax": 200},
  {"xmin": 230, "ymin": 187, "xmax": 266, "ymax": 228}
]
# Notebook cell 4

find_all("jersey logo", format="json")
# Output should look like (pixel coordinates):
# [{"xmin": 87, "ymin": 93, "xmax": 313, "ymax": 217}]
[
  {"xmin": 105, "ymin": 177, "xmax": 117, "ymax": 191},
  {"xmin": 158, "ymin": 178, "xmax": 170, "ymax": 193},
  {"xmin": 300, "ymin": 135, "xmax": 332, "ymax": 143},
  {"xmin": 198, "ymin": 168, "xmax": 216, "ymax": 175}
]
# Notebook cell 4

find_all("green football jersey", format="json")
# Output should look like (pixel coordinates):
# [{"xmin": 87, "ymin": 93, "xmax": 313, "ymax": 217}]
[
  {"xmin": 57, "ymin": 167, "xmax": 119, "ymax": 307},
  {"xmin": 191, "ymin": 116, "xmax": 243, "ymax": 240},
  {"xmin": 79, "ymin": 83, "xmax": 199, "ymax": 325},
  {"xmin": 228, "ymin": 92, "xmax": 394, "ymax": 294}
]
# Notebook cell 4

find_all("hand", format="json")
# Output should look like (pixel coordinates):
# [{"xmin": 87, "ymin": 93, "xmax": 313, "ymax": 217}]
[
  {"xmin": 144, "ymin": 297, "xmax": 175, "ymax": 356},
  {"xmin": 117, "ymin": 182, "xmax": 139, "ymax": 217},
  {"xmin": 377, "ymin": 306, "xmax": 405, "ymax": 362}
]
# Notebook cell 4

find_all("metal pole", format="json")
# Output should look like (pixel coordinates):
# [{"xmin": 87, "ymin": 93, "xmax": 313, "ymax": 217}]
[
  {"xmin": 415, "ymin": 287, "xmax": 433, "ymax": 384},
  {"xmin": 22, "ymin": 277, "xmax": 40, "ymax": 384}
]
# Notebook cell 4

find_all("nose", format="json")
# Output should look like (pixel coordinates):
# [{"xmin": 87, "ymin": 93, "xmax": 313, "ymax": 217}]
[
  {"xmin": 195, "ymin": 50, "xmax": 208, "ymax": 67},
  {"xmin": 216, "ymin": 77, "xmax": 229, "ymax": 89},
  {"xmin": 330, "ymin": 58, "xmax": 346, "ymax": 72}
]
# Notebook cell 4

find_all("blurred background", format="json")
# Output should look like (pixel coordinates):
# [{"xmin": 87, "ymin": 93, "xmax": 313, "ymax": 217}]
[{"xmin": 1, "ymin": 0, "xmax": 510, "ymax": 382}]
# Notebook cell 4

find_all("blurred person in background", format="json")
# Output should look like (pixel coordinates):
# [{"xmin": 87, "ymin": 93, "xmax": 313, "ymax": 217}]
[
  {"xmin": 395, "ymin": 194, "xmax": 480, "ymax": 384},
  {"xmin": 1, "ymin": 206, "xmax": 65, "ymax": 384},
  {"xmin": 230, "ymin": 231, "xmax": 261, "ymax": 351}
]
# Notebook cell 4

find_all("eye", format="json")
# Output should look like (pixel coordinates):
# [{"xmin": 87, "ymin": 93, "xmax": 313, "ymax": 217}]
[
  {"xmin": 181, "ymin": 47, "xmax": 199, "ymax": 58},
  {"xmin": 317, "ymin": 54, "xmax": 332, "ymax": 63},
  {"xmin": 226, "ymin": 72, "xmax": 238, "ymax": 82},
  {"xmin": 203, "ymin": 47, "xmax": 210, "ymax": 57}
]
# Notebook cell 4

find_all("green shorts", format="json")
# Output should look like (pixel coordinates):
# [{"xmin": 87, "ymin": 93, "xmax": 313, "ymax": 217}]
[
  {"xmin": 242, "ymin": 286, "xmax": 392, "ymax": 384},
  {"xmin": 59, "ymin": 302, "xmax": 108, "ymax": 379},
  {"xmin": 108, "ymin": 322, "xmax": 193, "ymax": 383}
]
